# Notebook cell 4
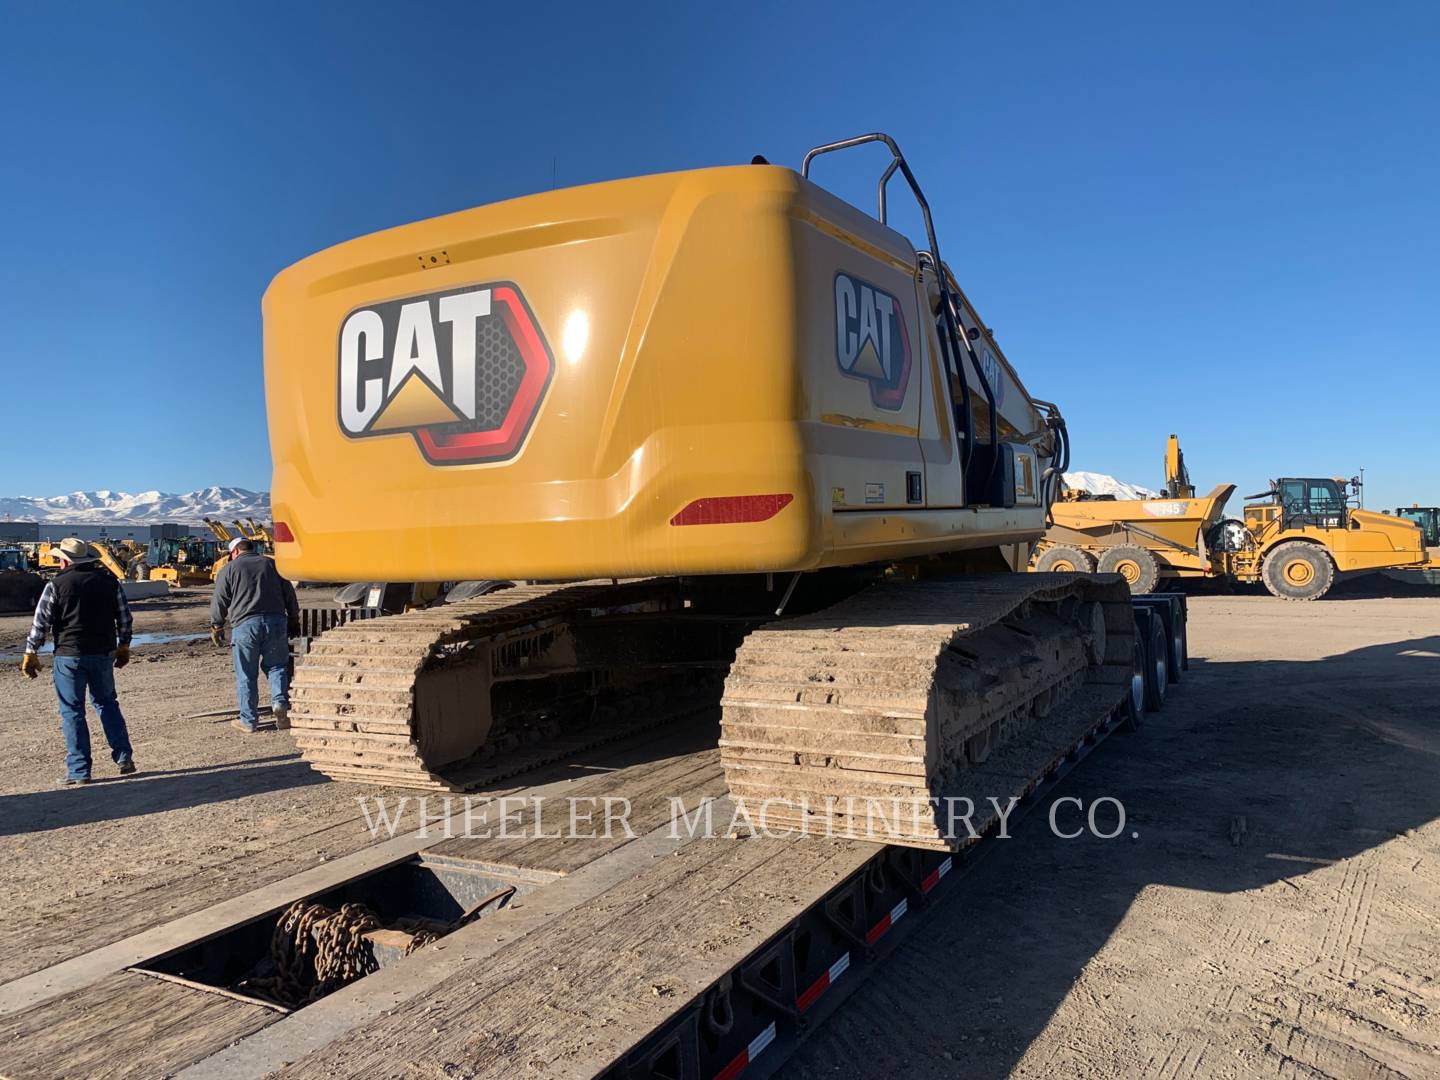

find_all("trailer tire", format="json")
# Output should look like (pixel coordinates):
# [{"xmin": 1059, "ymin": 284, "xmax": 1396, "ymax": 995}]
[
  {"xmin": 1121, "ymin": 613, "xmax": 1147, "ymax": 732},
  {"xmin": 1262, "ymin": 541, "xmax": 1335, "ymax": 601},
  {"xmin": 1143, "ymin": 615, "xmax": 1168, "ymax": 711},
  {"xmin": 1098, "ymin": 545, "xmax": 1160, "ymax": 595},
  {"xmin": 1034, "ymin": 545, "xmax": 1096, "ymax": 574}
]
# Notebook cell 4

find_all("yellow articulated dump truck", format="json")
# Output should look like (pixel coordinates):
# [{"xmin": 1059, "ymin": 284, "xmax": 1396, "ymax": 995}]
[
  {"xmin": 1034, "ymin": 482, "xmax": 1237, "ymax": 592},
  {"xmin": 262, "ymin": 133, "xmax": 1178, "ymax": 850},
  {"xmin": 1032, "ymin": 436, "xmax": 1430, "ymax": 600}
]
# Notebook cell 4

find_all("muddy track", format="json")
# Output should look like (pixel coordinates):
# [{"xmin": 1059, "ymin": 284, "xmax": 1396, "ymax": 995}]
[
  {"xmin": 288, "ymin": 580, "xmax": 687, "ymax": 790},
  {"xmin": 720, "ymin": 573, "xmax": 1136, "ymax": 849}
]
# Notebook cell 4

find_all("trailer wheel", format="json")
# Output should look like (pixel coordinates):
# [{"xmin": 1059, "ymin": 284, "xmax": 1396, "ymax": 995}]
[
  {"xmin": 1034, "ymin": 545, "xmax": 1096, "ymax": 573},
  {"xmin": 1121, "ymin": 620, "xmax": 1146, "ymax": 731},
  {"xmin": 1143, "ymin": 615, "xmax": 1168, "ymax": 711},
  {"xmin": 1262, "ymin": 541, "xmax": 1335, "ymax": 601},
  {"xmin": 1098, "ymin": 545, "xmax": 1160, "ymax": 594}
]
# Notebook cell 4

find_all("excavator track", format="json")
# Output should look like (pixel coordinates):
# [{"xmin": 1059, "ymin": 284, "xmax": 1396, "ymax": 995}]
[
  {"xmin": 720, "ymin": 572, "xmax": 1136, "ymax": 849},
  {"xmin": 289, "ymin": 580, "xmax": 712, "ymax": 791}
]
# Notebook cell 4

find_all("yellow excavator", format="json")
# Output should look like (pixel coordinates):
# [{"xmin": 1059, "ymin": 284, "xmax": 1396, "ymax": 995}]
[
  {"xmin": 202, "ymin": 516, "xmax": 275, "ymax": 581},
  {"xmin": 263, "ymin": 134, "xmax": 1166, "ymax": 850},
  {"xmin": 1033, "ymin": 436, "xmax": 1429, "ymax": 599},
  {"xmin": 36, "ymin": 538, "xmax": 146, "ymax": 581}
]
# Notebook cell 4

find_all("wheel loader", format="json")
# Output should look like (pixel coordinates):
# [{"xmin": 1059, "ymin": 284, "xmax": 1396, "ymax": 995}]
[
  {"xmin": 263, "ymin": 134, "xmax": 1168, "ymax": 851},
  {"xmin": 1033, "ymin": 437, "xmax": 1429, "ymax": 599}
]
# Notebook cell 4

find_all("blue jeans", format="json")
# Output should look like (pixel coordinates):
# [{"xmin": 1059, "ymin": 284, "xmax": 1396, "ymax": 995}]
[
  {"xmin": 53, "ymin": 654, "xmax": 133, "ymax": 780},
  {"xmin": 233, "ymin": 613, "xmax": 291, "ymax": 729}
]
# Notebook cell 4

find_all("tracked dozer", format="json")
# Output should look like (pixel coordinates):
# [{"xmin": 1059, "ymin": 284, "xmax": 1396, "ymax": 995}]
[{"xmin": 264, "ymin": 135, "xmax": 1154, "ymax": 851}]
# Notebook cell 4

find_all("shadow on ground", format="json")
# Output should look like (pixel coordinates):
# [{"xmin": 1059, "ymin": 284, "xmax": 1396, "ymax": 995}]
[
  {"xmin": 0, "ymin": 752, "xmax": 325, "ymax": 835},
  {"xmin": 778, "ymin": 634, "xmax": 1440, "ymax": 1079}
]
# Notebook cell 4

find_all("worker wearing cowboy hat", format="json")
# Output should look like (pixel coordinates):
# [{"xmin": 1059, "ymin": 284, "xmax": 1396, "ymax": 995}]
[
  {"xmin": 20, "ymin": 537, "xmax": 136, "ymax": 785},
  {"xmin": 210, "ymin": 536, "xmax": 300, "ymax": 733}
]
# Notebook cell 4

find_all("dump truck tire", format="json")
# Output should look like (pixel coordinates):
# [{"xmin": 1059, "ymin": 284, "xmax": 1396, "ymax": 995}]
[
  {"xmin": 1262, "ymin": 541, "xmax": 1335, "ymax": 601},
  {"xmin": 1034, "ymin": 545, "xmax": 1096, "ymax": 573},
  {"xmin": 1097, "ymin": 545, "xmax": 1160, "ymax": 594}
]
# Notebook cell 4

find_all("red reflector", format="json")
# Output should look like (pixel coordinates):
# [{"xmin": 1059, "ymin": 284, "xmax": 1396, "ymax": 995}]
[
  {"xmin": 669, "ymin": 494, "xmax": 794, "ymax": 527},
  {"xmin": 272, "ymin": 521, "xmax": 296, "ymax": 543}
]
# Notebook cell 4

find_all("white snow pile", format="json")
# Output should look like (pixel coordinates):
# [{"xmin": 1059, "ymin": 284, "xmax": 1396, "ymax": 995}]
[
  {"xmin": 0, "ymin": 487, "xmax": 270, "ymax": 524},
  {"xmin": 1062, "ymin": 472, "xmax": 1160, "ymax": 501}
]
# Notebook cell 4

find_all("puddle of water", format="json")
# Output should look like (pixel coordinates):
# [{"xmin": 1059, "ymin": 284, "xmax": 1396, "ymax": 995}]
[{"xmin": 0, "ymin": 631, "xmax": 207, "ymax": 662}]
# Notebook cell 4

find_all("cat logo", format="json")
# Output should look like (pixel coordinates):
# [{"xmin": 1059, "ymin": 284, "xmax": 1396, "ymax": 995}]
[
  {"xmin": 336, "ymin": 282, "xmax": 553, "ymax": 466},
  {"xmin": 834, "ymin": 272, "xmax": 911, "ymax": 411},
  {"xmin": 980, "ymin": 347, "xmax": 1006, "ymax": 408}
]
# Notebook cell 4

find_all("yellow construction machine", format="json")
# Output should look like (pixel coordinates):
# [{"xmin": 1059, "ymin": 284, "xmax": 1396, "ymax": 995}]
[
  {"xmin": 202, "ymin": 516, "xmax": 275, "ymax": 581},
  {"xmin": 1229, "ymin": 478, "xmax": 1427, "ymax": 599},
  {"xmin": 36, "ymin": 538, "xmax": 148, "ymax": 581},
  {"xmin": 1393, "ymin": 505, "xmax": 1440, "ymax": 553},
  {"xmin": 147, "ymin": 536, "xmax": 222, "ymax": 586},
  {"xmin": 1033, "ymin": 437, "xmax": 1429, "ymax": 599},
  {"xmin": 264, "ymin": 134, "xmax": 1172, "ymax": 850}
]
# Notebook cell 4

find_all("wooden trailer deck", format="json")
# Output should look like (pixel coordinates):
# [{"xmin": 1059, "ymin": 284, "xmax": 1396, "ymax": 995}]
[{"xmin": 1, "ymin": 651, "xmax": 1147, "ymax": 1080}]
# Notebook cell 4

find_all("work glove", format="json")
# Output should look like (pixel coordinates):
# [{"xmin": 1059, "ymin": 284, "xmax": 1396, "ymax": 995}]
[
  {"xmin": 114, "ymin": 646, "xmax": 130, "ymax": 670},
  {"xmin": 287, "ymin": 616, "xmax": 301, "ymax": 640},
  {"xmin": 20, "ymin": 653, "xmax": 40, "ymax": 679},
  {"xmin": 210, "ymin": 625, "xmax": 224, "ymax": 648}
]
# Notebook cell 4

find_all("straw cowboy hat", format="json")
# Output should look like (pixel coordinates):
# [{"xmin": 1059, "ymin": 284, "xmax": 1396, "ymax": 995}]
[{"xmin": 52, "ymin": 538, "xmax": 99, "ymax": 564}]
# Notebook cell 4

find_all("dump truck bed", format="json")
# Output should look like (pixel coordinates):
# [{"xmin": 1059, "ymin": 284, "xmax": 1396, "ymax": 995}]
[{"xmin": 1041, "ymin": 483, "xmax": 1237, "ymax": 577}]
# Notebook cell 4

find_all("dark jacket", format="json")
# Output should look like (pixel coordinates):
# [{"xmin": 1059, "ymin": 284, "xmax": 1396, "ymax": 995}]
[
  {"xmin": 210, "ymin": 553, "xmax": 299, "ymax": 628},
  {"xmin": 26, "ymin": 564, "xmax": 133, "ymax": 657}
]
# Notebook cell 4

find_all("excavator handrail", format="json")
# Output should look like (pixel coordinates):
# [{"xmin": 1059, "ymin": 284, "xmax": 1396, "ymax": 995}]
[{"xmin": 802, "ymin": 134, "xmax": 986, "ymax": 480}]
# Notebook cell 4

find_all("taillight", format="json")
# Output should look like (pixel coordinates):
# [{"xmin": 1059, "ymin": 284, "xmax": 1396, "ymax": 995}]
[
  {"xmin": 272, "ymin": 521, "xmax": 296, "ymax": 543},
  {"xmin": 669, "ymin": 494, "xmax": 794, "ymax": 526}
]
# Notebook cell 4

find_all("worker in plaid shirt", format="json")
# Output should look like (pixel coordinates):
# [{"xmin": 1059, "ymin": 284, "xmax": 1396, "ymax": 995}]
[{"xmin": 21, "ymin": 537, "xmax": 136, "ymax": 785}]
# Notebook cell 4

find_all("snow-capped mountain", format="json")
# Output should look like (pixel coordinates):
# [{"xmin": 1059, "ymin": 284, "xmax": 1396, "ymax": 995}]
[
  {"xmin": 1062, "ymin": 472, "xmax": 1160, "ymax": 501},
  {"xmin": 0, "ymin": 487, "xmax": 270, "ymax": 524},
  {"xmin": 2, "ymin": 477, "xmax": 1158, "ymax": 523}
]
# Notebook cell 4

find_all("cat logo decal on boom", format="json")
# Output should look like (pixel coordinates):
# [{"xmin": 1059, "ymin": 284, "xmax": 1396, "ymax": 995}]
[
  {"xmin": 833, "ymin": 272, "xmax": 912, "ymax": 411},
  {"xmin": 336, "ymin": 282, "xmax": 554, "ymax": 465}
]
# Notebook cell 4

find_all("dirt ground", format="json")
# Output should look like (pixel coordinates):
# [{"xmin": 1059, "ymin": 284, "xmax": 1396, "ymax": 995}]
[
  {"xmin": 0, "ymin": 585, "xmax": 398, "ymax": 979},
  {"xmin": 1, "ymin": 586, "xmax": 1437, "ymax": 1077},
  {"xmin": 782, "ymin": 591, "xmax": 1440, "ymax": 1079}
]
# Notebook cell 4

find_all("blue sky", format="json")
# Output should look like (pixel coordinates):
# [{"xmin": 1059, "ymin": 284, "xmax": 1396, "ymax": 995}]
[{"xmin": 1, "ymin": 3, "xmax": 1435, "ymax": 511}]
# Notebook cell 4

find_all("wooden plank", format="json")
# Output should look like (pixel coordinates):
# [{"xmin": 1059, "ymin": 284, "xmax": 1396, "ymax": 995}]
[
  {"xmin": 0, "ymin": 723, "xmax": 722, "ymax": 1011},
  {"xmin": 0, "ymin": 809, "xmax": 381, "ymax": 981},
  {"xmin": 428, "ymin": 748, "xmax": 724, "ymax": 875},
  {"xmin": 273, "ymin": 829, "xmax": 880, "ymax": 1079},
  {"xmin": 0, "ymin": 970, "xmax": 277, "ymax": 1079}
]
